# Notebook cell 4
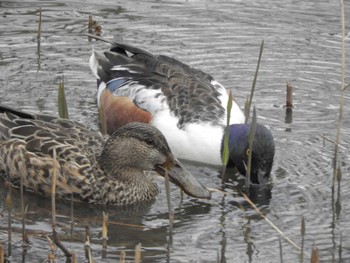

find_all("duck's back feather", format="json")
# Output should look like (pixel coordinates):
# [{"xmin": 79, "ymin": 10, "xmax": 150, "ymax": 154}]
[
  {"xmin": 0, "ymin": 110, "xmax": 105, "ymax": 200},
  {"xmin": 90, "ymin": 42, "xmax": 245, "ymax": 129},
  {"xmin": 90, "ymin": 42, "xmax": 245, "ymax": 165}
]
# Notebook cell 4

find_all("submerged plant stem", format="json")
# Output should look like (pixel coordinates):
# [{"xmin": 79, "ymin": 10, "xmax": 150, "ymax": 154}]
[
  {"xmin": 19, "ymin": 152, "xmax": 28, "ymax": 246},
  {"xmin": 102, "ymin": 212, "xmax": 108, "ymax": 259},
  {"xmin": 6, "ymin": 184, "xmax": 12, "ymax": 258},
  {"xmin": 85, "ymin": 227, "xmax": 95, "ymax": 263},
  {"xmin": 240, "ymin": 191, "xmax": 302, "ymax": 252}
]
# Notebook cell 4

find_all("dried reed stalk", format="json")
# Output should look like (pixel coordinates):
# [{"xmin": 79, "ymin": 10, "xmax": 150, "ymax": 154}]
[
  {"xmin": 135, "ymin": 243, "xmax": 142, "ymax": 263},
  {"xmin": 58, "ymin": 76, "xmax": 69, "ymax": 119},
  {"xmin": 18, "ymin": 152, "xmax": 29, "ymax": 246},
  {"xmin": 84, "ymin": 227, "xmax": 95, "ymax": 263},
  {"xmin": 102, "ymin": 212, "xmax": 108, "ymax": 258},
  {"xmin": 5, "ymin": 183, "xmax": 12, "ymax": 258},
  {"xmin": 51, "ymin": 149, "xmax": 72, "ymax": 258}
]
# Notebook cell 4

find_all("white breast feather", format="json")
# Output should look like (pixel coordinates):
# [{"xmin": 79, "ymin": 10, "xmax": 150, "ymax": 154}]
[{"xmin": 97, "ymin": 78, "xmax": 244, "ymax": 165}]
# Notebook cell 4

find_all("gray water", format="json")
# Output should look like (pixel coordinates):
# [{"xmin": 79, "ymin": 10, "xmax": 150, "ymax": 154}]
[{"xmin": 0, "ymin": 0, "xmax": 349, "ymax": 262}]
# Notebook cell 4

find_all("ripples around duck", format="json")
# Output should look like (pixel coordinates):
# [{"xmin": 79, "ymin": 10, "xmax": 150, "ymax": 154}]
[{"xmin": 0, "ymin": 0, "xmax": 349, "ymax": 262}]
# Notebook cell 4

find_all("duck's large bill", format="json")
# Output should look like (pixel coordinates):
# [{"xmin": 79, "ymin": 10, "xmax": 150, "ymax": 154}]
[{"xmin": 155, "ymin": 158, "xmax": 211, "ymax": 200}]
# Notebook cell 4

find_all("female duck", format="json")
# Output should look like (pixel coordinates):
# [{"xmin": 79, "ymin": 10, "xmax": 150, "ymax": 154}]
[
  {"xmin": 89, "ymin": 41, "xmax": 275, "ymax": 184},
  {"xmin": 0, "ymin": 105, "xmax": 210, "ymax": 206}
]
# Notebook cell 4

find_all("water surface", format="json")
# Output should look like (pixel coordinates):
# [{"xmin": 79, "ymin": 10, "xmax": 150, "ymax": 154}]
[{"xmin": 0, "ymin": 0, "xmax": 349, "ymax": 262}]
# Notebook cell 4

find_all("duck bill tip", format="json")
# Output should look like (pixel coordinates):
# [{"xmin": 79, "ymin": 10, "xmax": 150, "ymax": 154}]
[
  {"xmin": 156, "ymin": 158, "xmax": 211, "ymax": 200},
  {"xmin": 250, "ymin": 168, "xmax": 271, "ymax": 185}
]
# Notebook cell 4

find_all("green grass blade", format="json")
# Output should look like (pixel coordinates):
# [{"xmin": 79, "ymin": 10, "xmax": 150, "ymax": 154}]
[
  {"xmin": 37, "ymin": 7, "xmax": 42, "ymax": 40},
  {"xmin": 246, "ymin": 107, "xmax": 257, "ymax": 187},
  {"xmin": 222, "ymin": 91, "xmax": 233, "ymax": 165},
  {"xmin": 245, "ymin": 40, "xmax": 264, "ymax": 124},
  {"xmin": 300, "ymin": 216, "xmax": 305, "ymax": 263},
  {"xmin": 58, "ymin": 76, "xmax": 69, "ymax": 119}
]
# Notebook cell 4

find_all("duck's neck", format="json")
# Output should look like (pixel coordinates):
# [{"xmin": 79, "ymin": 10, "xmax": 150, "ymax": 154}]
[{"xmin": 89, "ymin": 168, "xmax": 159, "ymax": 205}]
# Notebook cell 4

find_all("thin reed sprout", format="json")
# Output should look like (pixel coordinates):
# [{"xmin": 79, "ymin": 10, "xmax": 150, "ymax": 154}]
[
  {"xmin": 311, "ymin": 246, "xmax": 319, "ymax": 263},
  {"xmin": 279, "ymin": 238, "xmax": 283, "ymax": 263},
  {"xmin": 300, "ymin": 216, "xmax": 305, "ymax": 263},
  {"xmin": 0, "ymin": 244, "xmax": 4, "ymax": 263},
  {"xmin": 37, "ymin": 7, "xmax": 42, "ymax": 40},
  {"xmin": 102, "ymin": 212, "xmax": 108, "ymax": 259},
  {"xmin": 221, "ymin": 91, "xmax": 233, "ymax": 183},
  {"xmin": 332, "ymin": 0, "xmax": 346, "ymax": 182},
  {"xmin": 51, "ymin": 149, "xmax": 72, "ymax": 259},
  {"xmin": 164, "ymin": 170, "xmax": 174, "ymax": 234},
  {"xmin": 18, "ymin": 152, "xmax": 28, "ymax": 246},
  {"xmin": 84, "ymin": 227, "xmax": 95, "ymax": 263},
  {"xmin": 36, "ymin": 7, "xmax": 42, "ymax": 71},
  {"xmin": 58, "ymin": 75, "xmax": 69, "ymax": 119},
  {"xmin": 244, "ymin": 40, "xmax": 264, "ymax": 123},
  {"xmin": 135, "ymin": 243, "xmax": 142, "ymax": 263},
  {"xmin": 5, "ymin": 183, "xmax": 12, "ymax": 259},
  {"xmin": 246, "ymin": 107, "xmax": 257, "ymax": 187}
]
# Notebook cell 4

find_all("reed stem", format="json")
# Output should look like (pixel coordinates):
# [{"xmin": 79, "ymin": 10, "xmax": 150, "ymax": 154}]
[
  {"xmin": 58, "ymin": 75, "xmax": 69, "ymax": 119},
  {"xmin": 332, "ymin": 0, "xmax": 346, "ymax": 184},
  {"xmin": 51, "ymin": 149, "xmax": 72, "ymax": 258},
  {"xmin": 246, "ymin": 107, "xmax": 257, "ymax": 187},
  {"xmin": 245, "ymin": 40, "xmax": 264, "ymax": 123},
  {"xmin": 221, "ymin": 91, "xmax": 233, "ymax": 183},
  {"xmin": 84, "ymin": 227, "xmax": 95, "ymax": 263},
  {"xmin": 164, "ymin": 170, "xmax": 174, "ymax": 234},
  {"xmin": 300, "ymin": 216, "xmax": 305, "ymax": 263},
  {"xmin": 286, "ymin": 82, "xmax": 293, "ymax": 108},
  {"xmin": 102, "ymin": 212, "xmax": 108, "ymax": 259},
  {"xmin": 37, "ymin": 7, "xmax": 42, "ymax": 40},
  {"xmin": 279, "ymin": 238, "xmax": 283, "ymax": 263},
  {"xmin": 19, "ymin": 152, "xmax": 28, "ymax": 246},
  {"xmin": 0, "ymin": 244, "xmax": 4, "ymax": 263},
  {"xmin": 120, "ymin": 251, "xmax": 126, "ymax": 263},
  {"xmin": 5, "ymin": 183, "xmax": 12, "ymax": 258},
  {"xmin": 240, "ymin": 191, "xmax": 302, "ymax": 252},
  {"xmin": 135, "ymin": 243, "xmax": 142, "ymax": 263},
  {"xmin": 47, "ymin": 236, "xmax": 56, "ymax": 262}
]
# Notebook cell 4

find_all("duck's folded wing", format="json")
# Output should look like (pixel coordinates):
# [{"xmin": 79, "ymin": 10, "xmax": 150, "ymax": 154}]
[
  {"xmin": 0, "ymin": 109, "xmax": 104, "ymax": 200},
  {"xmin": 90, "ymin": 43, "xmax": 244, "ymax": 134}
]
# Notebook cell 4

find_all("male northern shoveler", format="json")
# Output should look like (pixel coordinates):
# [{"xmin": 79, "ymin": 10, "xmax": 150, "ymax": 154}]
[
  {"xmin": 0, "ymin": 105, "xmax": 210, "ymax": 206},
  {"xmin": 89, "ymin": 41, "xmax": 275, "ymax": 184}
]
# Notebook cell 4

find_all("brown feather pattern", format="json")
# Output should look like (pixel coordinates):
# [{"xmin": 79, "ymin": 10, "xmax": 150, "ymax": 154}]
[{"xmin": 0, "ymin": 109, "xmax": 173, "ymax": 205}]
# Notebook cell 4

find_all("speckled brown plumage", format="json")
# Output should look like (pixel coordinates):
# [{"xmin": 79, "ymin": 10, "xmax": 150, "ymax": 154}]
[{"xmin": 0, "ymin": 106, "xmax": 210, "ymax": 205}]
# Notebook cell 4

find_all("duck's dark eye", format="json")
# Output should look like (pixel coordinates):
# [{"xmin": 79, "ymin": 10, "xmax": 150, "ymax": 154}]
[{"xmin": 145, "ymin": 138, "xmax": 155, "ymax": 146}]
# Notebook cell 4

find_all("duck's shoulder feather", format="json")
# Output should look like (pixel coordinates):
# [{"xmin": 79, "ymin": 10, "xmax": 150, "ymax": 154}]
[
  {"xmin": 0, "ymin": 110, "xmax": 104, "ymax": 200},
  {"xmin": 92, "ymin": 42, "xmax": 241, "ymax": 128}
]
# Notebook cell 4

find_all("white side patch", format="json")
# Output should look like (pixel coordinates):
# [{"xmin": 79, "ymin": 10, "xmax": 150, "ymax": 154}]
[
  {"xmin": 111, "ymin": 66, "xmax": 139, "ymax": 74},
  {"xmin": 96, "ymin": 82, "xmax": 106, "ymax": 108},
  {"xmin": 151, "ymin": 109, "xmax": 223, "ymax": 165},
  {"xmin": 114, "ymin": 83, "xmax": 166, "ymax": 115},
  {"xmin": 89, "ymin": 50, "xmax": 102, "ymax": 79}
]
